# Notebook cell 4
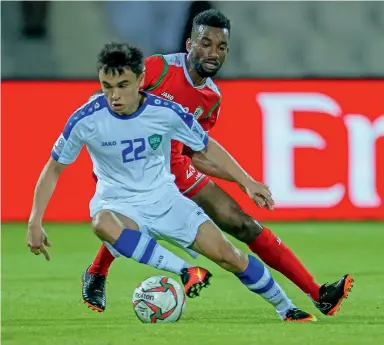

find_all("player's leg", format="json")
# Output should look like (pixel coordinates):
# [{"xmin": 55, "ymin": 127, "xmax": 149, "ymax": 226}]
[
  {"xmin": 191, "ymin": 180, "xmax": 354, "ymax": 316},
  {"xmin": 190, "ymin": 220, "xmax": 315, "ymax": 322},
  {"xmin": 152, "ymin": 194, "xmax": 314, "ymax": 322},
  {"xmin": 83, "ymin": 208, "xmax": 211, "ymax": 312},
  {"xmin": 102, "ymin": 208, "xmax": 212, "ymax": 300},
  {"xmin": 87, "ymin": 173, "xmax": 116, "ymax": 277},
  {"xmin": 176, "ymin": 159, "xmax": 323, "ymax": 301},
  {"xmin": 87, "ymin": 243, "xmax": 115, "ymax": 276},
  {"xmin": 92, "ymin": 210, "xmax": 194, "ymax": 274}
]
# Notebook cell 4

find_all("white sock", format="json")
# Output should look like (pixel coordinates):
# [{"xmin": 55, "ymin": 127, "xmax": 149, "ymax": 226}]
[
  {"xmin": 258, "ymin": 280, "xmax": 296, "ymax": 319},
  {"xmin": 147, "ymin": 244, "xmax": 192, "ymax": 274},
  {"xmin": 235, "ymin": 256, "xmax": 295, "ymax": 319}
]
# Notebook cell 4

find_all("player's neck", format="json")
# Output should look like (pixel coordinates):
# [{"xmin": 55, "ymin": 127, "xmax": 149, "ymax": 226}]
[{"xmin": 185, "ymin": 57, "xmax": 206, "ymax": 87}]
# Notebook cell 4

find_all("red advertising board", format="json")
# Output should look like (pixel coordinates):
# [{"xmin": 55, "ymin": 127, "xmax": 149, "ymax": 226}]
[{"xmin": 2, "ymin": 80, "xmax": 383, "ymax": 221}]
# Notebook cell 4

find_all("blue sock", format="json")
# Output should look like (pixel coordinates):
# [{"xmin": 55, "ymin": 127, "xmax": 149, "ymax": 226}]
[
  {"xmin": 112, "ymin": 229, "xmax": 191, "ymax": 275},
  {"xmin": 235, "ymin": 255, "xmax": 295, "ymax": 318}
]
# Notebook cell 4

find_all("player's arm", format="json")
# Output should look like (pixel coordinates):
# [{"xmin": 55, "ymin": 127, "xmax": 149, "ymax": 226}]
[
  {"xmin": 190, "ymin": 150, "xmax": 235, "ymax": 181},
  {"xmin": 171, "ymin": 110, "xmax": 274, "ymax": 210},
  {"xmin": 182, "ymin": 105, "xmax": 231, "ymax": 179},
  {"xmin": 201, "ymin": 138, "xmax": 274, "ymax": 209},
  {"xmin": 190, "ymin": 149, "xmax": 262, "ymax": 197},
  {"xmin": 28, "ymin": 158, "xmax": 67, "ymax": 227},
  {"xmin": 27, "ymin": 114, "xmax": 86, "ymax": 260}
]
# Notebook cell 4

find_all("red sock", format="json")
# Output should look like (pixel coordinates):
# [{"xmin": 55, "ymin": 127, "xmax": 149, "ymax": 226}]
[
  {"xmin": 88, "ymin": 244, "xmax": 116, "ymax": 276},
  {"xmin": 248, "ymin": 227, "xmax": 320, "ymax": 301}
]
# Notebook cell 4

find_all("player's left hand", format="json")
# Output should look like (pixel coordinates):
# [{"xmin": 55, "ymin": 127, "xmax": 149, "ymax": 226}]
[{"xmin": 242, "ymin": 179, "xmax": 274, "ymax": 210}]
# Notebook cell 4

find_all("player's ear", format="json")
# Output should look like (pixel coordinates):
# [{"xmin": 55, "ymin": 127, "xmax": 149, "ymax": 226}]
[{"xmin": 186, "ymin": 38, "xmax": 192, "ymax": 53}]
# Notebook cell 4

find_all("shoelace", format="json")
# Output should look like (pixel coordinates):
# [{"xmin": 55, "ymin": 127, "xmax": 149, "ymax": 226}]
[{"xmin": 320, "ymin": 282, "xmax": 332, "ymax": 299}]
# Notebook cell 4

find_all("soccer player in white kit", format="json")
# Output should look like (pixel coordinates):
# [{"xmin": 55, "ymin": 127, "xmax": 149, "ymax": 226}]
[{"xmin": 26, "ymin": 42, "xmax": 316, "ymax": 321}]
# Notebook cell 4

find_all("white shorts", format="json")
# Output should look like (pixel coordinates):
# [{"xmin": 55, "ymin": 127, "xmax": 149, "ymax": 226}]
[{"xmin": 90, "ymin": 191, "xmax": 210, "ymax": 258}]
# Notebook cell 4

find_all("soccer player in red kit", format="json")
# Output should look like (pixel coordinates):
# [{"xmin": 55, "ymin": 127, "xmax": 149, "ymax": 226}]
[{"xmin": 82, "ymin": 10, "xmax": 353, "ymax": 317}]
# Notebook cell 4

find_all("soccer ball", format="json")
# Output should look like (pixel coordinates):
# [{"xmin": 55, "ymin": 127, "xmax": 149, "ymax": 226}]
[{"xmin": 132, "ymin": 276, "xmax": 186, "ymax": 323}]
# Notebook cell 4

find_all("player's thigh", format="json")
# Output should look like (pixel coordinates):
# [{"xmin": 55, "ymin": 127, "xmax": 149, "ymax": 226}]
[
  {"xmin": 171, "ymin": 156, "xmax": 210, "ymax": 198},
  {"xmin": 142, "ymin": 193, "xmax": 208, "ymax": 257},
  {"xmin": 190, "ymin": 220, "xmax": 248, "ymax": 273},
  {"xmin": 191, "ymin": 180, "xmax": 263, "ymax": 242},
  {"xmin": 191, "ymin": 180, "xmax": 247, "ymax": 228}
]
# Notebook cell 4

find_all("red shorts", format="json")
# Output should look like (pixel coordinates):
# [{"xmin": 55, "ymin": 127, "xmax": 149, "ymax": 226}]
[{"xmin": 171, "ymin": 155, "xmax": 211, "ymax": 198}]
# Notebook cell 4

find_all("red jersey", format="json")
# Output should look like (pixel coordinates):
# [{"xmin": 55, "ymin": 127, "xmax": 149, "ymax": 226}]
[{"xmin": 142, "ymin": 53, "xmax": 221, "ymax": 162}]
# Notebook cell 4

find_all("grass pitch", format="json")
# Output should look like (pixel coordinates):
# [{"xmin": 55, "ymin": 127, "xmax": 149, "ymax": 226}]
[{"xmin": 2, "ymin": 222, "xmax": 383, "ymax": 345}]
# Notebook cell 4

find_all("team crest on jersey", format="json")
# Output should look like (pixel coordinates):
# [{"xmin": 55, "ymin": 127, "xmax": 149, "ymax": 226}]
[
  {"xmin": 148, "ymin": 134, "xmax": 162, "ymax": 150},
  {"xmin": 194, "ymin": 106, "xmax": 204, "ymax": 119}
]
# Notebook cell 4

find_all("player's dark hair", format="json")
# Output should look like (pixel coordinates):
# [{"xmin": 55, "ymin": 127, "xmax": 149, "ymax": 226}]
[
  {"xmin": 192, "ymin": 9, "xmax": 231, "ymax": 35},
  {"xmin": 97, "ymin": 42, "xmax": 144, "ymax": 77}
]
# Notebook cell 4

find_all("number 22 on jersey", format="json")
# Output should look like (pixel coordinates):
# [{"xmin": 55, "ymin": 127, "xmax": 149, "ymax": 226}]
[{"xmin": 121, "ymin": 138, "xmax": 146, "ymax": 163}]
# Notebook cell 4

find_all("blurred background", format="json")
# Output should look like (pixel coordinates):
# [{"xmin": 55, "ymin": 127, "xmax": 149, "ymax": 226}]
[
  {"xmin": 2, "ymin": 0, "xmax": 384, "ymax": 79},
  {"xmin": 2, "ymin": 1, "xmax": 383, "ymax": 222}
]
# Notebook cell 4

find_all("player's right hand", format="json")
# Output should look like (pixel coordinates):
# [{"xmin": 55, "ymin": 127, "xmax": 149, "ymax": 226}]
[
  {"xmin": 242, "ymin": 179, "xmax": 275, "ymax": 211},
  {"xmin": 27, "ymin": 223, "xmax": 52, "ymax": 261}
]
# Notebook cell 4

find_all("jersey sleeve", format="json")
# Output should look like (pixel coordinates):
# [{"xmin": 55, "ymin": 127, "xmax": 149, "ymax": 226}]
[
  {"xmin": 142, "ymin": 55, "xmax": 168, "ymax": 91},
  {"xmin": 51, "ymin": 111, "xmax": 87, "ymax": 165},
  {"xmin": 88, "ymin": 90, "xmax": 103, "ymax": 101},
  {"xmin": 170, "ymin": 107, "xmax": 208, "ymax": 152}
]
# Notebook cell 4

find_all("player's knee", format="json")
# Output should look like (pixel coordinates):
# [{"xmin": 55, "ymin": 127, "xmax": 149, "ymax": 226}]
[
  {"xmin": 228, "ymin": 211, "xmax": 263, "ymax": 244},
  {"xmin": 240, "ymin": 216, "xmax": 264, "ymax": 243},
  {"xmin": 92, "ymin": 210, "xmax": 115, "ymax": 239}
]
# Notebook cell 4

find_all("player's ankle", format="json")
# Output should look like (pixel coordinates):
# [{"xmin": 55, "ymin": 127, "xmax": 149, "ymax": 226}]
[
  {"xmin": 99, "ymin": 269, "xmax": 109, "ymax": 277},
  {"xmin": 308, "ymin": 287, "xmax": 320, "ymax": 302}
]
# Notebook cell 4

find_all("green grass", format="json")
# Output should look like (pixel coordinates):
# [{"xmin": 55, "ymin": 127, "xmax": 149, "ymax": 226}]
[{"xmin": 2, "ymin": 222, "xmax": 384, "ymax": 345}]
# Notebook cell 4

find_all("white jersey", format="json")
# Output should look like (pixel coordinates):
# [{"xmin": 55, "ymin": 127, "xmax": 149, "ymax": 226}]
[{"xmin": 51, "ymin": 92, "xmax": 208, "ymax": 205}]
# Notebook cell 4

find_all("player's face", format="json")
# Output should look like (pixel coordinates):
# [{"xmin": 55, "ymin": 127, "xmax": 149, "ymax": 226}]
[
  {"xmin": 99, "ymin": 68, "xmax": 144, "ymax": 114},
  {"xmin": 187, "ymin": 25, "xmax": 229, "ymax": 78}
]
